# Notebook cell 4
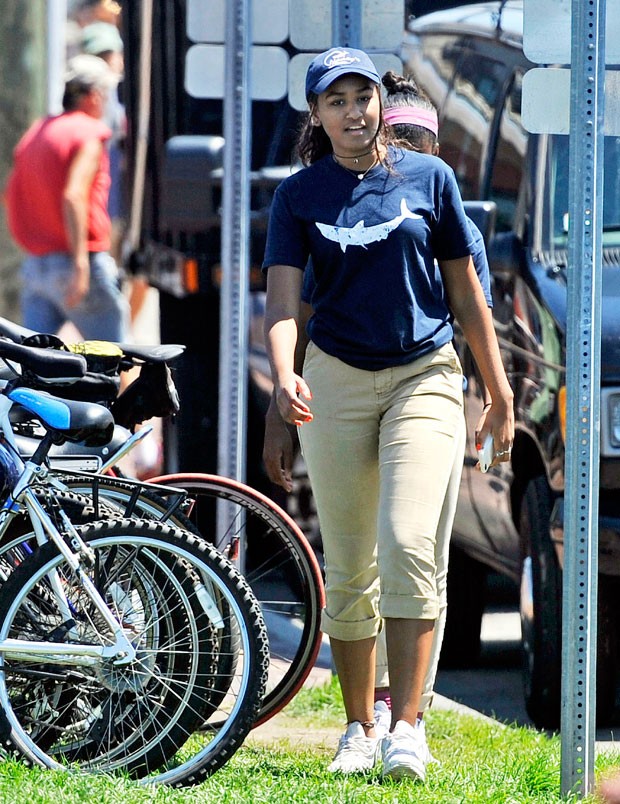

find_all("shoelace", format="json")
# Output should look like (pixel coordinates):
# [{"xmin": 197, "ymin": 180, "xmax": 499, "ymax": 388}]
[
  {"xmin": 338, "ymin": 734, "xmax": 377, "ymax": 753},
  {"xmin": 385, "ymin": 727, "xmax": 439, "ymax": 766}
]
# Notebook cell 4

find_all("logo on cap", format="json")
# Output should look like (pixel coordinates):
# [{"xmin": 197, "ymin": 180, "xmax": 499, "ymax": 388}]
[{"xmin": 323, "ymin": 49, "xmax": 361, "ymax": 69}]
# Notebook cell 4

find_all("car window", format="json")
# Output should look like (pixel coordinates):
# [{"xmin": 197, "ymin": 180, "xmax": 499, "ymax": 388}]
[
  {"xmin": 439, "ymin": 50, "xmax": 508, "ymax": 199},
  {"xmin": 488, "ymin": 72, "xmax": 528, "ymax": 232},
  {"xmin": 549, "ymin": 135, "xmax": 620, "ymax": 249},
  {"xmin": 401, "ymin": 32, "xmax": 463, "ymax": 111}
]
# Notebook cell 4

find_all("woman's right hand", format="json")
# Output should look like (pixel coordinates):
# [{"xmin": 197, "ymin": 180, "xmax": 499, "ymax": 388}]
[
  {"xmin": 275, "ymin": 374, "xmax": 313, "ymax": 426},
  {"xmin": 263, "ymin": 394, "xmax": 296, "ymax": 491}
]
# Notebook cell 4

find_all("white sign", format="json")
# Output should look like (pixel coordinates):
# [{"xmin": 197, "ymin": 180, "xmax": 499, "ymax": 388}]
[
  {"xmin": 188, "ymin": 0, "xmax": 402, "ymax": 49},
  {"xmin": 187, "ymin": 0, "xmax": 288, "ymax": 44},
  {"xmin": 522, "ymin": 67, "xmax": 620, "ymax": 134},
  {"xmin": 289, "ymin": 0, "xmax": 403, "ymax": 51},
  {"xmin": 523, "ymin": 0, "xmax": 620, "ymax": 64},
  {"xmin": 185, "ymin": 45, "xmax": 289, "ymax": 99},
  {"xmin": 185, "ymin": 0, "xmax": 404, "ymax": 105}
]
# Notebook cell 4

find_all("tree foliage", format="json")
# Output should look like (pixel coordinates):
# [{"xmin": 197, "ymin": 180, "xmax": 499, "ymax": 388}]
[{"xmin": 0, "ymin": 1, "xmax": 46, "ymax": 320}]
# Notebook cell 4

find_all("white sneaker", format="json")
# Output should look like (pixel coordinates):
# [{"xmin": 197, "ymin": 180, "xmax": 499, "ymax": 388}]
[
  {"xmin": 381, "ymin": 719, "xmax": 434, "ymax": 781},
  {"xmin": 373, "ymin": 700, "xmax": 392, "ymax": 739},
  {"xmin": 327, "ymin": 721, "xmax": 380, "ymax": 773}
]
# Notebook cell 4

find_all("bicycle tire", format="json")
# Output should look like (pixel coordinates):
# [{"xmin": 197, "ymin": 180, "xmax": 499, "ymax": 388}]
[
  {"xmin": 7, "ymin": 476, "xmax": 243, "ymax": 719},
  {"xmin": 0, "ymin": 488, "xmax": 122, "ymax": 574},
  {"xmin": 43, "ymin": 474, "xmax": 246, "ymax": 717},
  {"xmin": 13, "ymin": 470, "xmax": 324, "ymax": 725},
  {"xmin": 150, "ymin": 473, "xmax": 325, "ymax": 725},
  {"xmin": 0, "ymin": 517, "xmax": 269, "ymax": 786}
]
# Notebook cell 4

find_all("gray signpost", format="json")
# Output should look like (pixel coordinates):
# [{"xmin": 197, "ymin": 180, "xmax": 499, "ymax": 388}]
[
  {"xmin": 333, "ymin": 0, "xmax": 362, "ymax": 45},
  {"xmin": 522, "ymin": 0, "xmax": 609, "ymax": 796},
  {"xmin": 561, "ymin": 0, "xmax": 605, "ymax": 794},
  {"xmin": 561, "ymin": 2, "xmax": 605, "ymax": 793},
  {"xmin": 46, "ymin": 0, "xmax": 67, "ymax": 114},
  {"xmin": 219, "ymin": 0, "xmax": 251, "ymax": 486}
]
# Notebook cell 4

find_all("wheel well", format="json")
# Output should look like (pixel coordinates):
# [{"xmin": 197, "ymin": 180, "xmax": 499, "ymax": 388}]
[{"xmin": 510, "ymin": 431, "xmax": 547, "ymax": 534}]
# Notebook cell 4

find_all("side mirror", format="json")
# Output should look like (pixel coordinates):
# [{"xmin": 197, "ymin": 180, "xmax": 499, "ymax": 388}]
[
  {"xmin": 463, "ymin": 200, "xmax": 497, "ymax": 245},
  {"xmin": 161, "ymin": 135, "xmax": 225, "ymax": 233}
]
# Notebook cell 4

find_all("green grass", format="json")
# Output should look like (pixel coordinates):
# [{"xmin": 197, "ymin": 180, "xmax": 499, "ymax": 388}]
[{"xmin": 0, "ymin": 677, "xmax": 618, "ymax": 803}]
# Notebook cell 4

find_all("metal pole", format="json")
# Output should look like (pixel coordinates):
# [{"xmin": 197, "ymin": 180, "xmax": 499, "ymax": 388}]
[
  {"xmin": 561, "ymin": 0, "xmax": 605, "ymax": 796},
  {"xmin": 217, "ymin": 0, "xmax": 251, "ymax": 563},
  {"xmin": 218, "ymin": 0, "xmax": 251, "ymax": 483},
  {"xmin": 332, "ymin": 0, "xmax": 362, "ymax": 46},
  {"xmin": 47, "ymin": 0, "xmax": 67, "ymax": 115},
  {"xmin": 124, "ymin": 0, "xmax": 153, "ymax": 261}
]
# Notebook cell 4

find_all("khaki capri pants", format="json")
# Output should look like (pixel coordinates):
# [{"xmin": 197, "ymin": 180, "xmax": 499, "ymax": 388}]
[
  {"xmin": 375, "ymin": 413, "xmax": 465, "ymax": 710},
  {"xmin": 299, "ymin": 341, "xmax": 464, "ymax": 651}
]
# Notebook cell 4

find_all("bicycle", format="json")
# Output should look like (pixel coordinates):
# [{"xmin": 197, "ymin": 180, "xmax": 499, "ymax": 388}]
[
  {"xmin": 34, "ymin": 466, "xmax": 324, "ymax": 728},
  {"xmin": 0, "ymin": 338, "xmax": 270, "ymax": 785},
  {"xmin": 149, "ymin": 472, "xmax": 325, "ymax": 726},
  {"xmin": 0, "ymin": 317, "xmax": 326, "ymax": 727}
]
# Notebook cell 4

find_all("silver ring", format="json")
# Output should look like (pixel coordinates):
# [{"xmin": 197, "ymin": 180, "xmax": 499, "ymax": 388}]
[{"xmin": 494, "ymin": 449, "xmax": 512, "ymax": 458}]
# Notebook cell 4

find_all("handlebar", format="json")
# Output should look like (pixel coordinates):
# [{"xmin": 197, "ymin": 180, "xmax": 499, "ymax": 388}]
[{"xmin": 0, "ymin": 339, "xmax": 87, "ymax": 383}]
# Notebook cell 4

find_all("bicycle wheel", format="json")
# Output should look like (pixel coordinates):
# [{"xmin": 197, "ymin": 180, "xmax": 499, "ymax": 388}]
[
  {"xmin": 0, "ymin": 485, "xmax": 122, "ymax": 560},
  {"xmin": 151, "ymin": 473, "xmax": 325, "ymax": 725},
  {"xmin": 0, "ymin": 517, "xmax": 269, "ymax": 786},
  {"xmin": 4, "ymin": 476, "xmax": 243, "ymax": 721},
  {"xmin": 20, "ymin": 470, "xmax": 324, "ymax": 725},
  {"xmin": 0, "ymin": 488, "xmax": 123, "ymax": 579}
]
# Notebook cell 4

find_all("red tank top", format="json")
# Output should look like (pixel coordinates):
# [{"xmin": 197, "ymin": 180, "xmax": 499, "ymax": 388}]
[{"xmin": 6, "ymin": 111, "xmax": 112, "ymax": 255}]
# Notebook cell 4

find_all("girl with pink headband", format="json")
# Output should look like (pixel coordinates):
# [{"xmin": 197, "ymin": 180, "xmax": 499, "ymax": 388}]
[
  {"xmin": 382, "ymin": 71, "xmax": 440, "ymax": 148},
  {"xmin": 383, "ymin": 105, "xmax": 439, "ymax": 136},
  {"xmin": 370, "ymin": 70, "xmax": 495, "ymax": 741}
]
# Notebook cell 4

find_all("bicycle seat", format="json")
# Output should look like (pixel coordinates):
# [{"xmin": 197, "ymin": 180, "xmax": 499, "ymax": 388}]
[
  {"xmin": 0, "ymin": 317, "xmax": 37, "ymax": 343},
  {"xmin": 7, "ymin": 387, "xmax": 115, "ymax": 446},
  {"xmin": 116, "ymin": 343, "xmax": 186, "ymax": 363},
  {"xmin": 0, "ymin": 339, "xmax": 86, "ymax": 383}
]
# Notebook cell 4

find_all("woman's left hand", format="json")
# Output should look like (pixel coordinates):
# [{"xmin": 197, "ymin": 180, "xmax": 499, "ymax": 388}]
[{"xmin": 474, "ymin": 397, "xmax": 515, "ymax": 470}]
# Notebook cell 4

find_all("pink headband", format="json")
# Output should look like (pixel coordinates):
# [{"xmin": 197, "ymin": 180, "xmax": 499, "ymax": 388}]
[{"xmin": 383, "ymin": 106, "xmax": 439, "ymax": 137}]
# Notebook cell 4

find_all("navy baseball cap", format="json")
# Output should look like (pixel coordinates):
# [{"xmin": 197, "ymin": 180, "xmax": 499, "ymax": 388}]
[{"xmin": 305, "ymin": 47, "xmax": 381, "ymax": 99}]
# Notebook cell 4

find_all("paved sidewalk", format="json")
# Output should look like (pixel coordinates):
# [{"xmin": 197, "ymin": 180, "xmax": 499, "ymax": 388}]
[{"xmin": 247, "ymin": 661, "xmax": 501, "ymax": 751}]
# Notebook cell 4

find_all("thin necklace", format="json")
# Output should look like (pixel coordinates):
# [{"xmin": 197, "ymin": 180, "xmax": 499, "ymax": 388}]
[
  {"xmin": 332, "ymin": 154, "xmax": 378, "ymax": 180},
  {"xmin": 332, "ymin": 148, "xmax": 374, "ymax": 165}
]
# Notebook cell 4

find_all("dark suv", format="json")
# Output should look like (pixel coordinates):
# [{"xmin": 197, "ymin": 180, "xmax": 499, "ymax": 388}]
[
  {"xmin": 402, "ymin": 0, "xmax": 620, "ymax": 728},
  {"xmin": 124, "ymin": 0, "xmax": 620, "ymax": 731}
]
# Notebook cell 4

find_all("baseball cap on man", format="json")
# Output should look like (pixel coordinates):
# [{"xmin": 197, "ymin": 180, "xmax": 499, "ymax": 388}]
[
  {"xmin": 64, "ymin": 53, "xmax": 118, "ymax": 91},
  {"xmin": 81, "ymin": 21, "xmax": 124, "ymax": 55},
  {"xmin": 305, "ymin": 47, "xmax": 380, "ymax": 99}
]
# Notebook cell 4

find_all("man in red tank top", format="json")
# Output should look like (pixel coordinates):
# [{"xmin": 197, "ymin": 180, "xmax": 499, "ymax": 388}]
[{"xmin": 4, "ymin": 54, "xmax": 129, "ymax": 341}]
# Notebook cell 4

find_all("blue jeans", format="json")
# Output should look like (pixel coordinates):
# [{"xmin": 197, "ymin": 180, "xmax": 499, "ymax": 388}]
[{"xmin": 21, "ymin": 251, "xmax": 130, "ymax": 342}]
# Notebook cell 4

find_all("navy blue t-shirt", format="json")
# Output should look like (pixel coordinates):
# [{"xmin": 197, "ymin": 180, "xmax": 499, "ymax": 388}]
[
  {"xmin": 302, "ymin": 216, "xmax": 492, "ymax": 309},
  {"xmin": 467, "ymin": 219, "xmax": 493, "ymax": 307},
  {"xmin": 262, "ymin": 147, "xmax": 474, "ymax": 370}
]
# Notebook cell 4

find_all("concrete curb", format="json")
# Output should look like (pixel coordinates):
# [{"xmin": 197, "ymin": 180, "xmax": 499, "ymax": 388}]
[
  {"xmin": 432, "ymin": 693, "xmax": 507, "ymax": 727},
  {"xmin": 304, "ymin": 663, "xmax": 506, "ymax": 728}
]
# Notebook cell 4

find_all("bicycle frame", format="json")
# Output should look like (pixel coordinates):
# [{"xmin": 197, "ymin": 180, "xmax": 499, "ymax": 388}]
[{"xmin": 0, "ymin": 394, "xmax": 138, "ymax": 666}]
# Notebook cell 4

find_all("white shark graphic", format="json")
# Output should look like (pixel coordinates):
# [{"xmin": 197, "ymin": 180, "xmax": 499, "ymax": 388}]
[{"xmin": 315, "ymin": 198, "xmax": 423, "ymax": 252}]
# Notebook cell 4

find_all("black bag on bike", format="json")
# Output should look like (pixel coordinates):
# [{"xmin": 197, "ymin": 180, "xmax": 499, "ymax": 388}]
[
  {"xmin": 20, "ymin": 334, "xmax": 121, "ymax": 403},
  {"xmin": 110, "ymin": 362, "xmax": 180, "ymax": 430}
]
